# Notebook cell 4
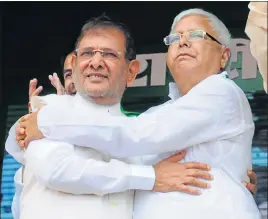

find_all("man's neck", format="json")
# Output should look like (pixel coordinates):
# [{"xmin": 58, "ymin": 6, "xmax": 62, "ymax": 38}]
[
  {"xmin": 75, "ymin": 92, "xmax": 122, "ymax": 116},
  {"xmin": 90, "ymin": 96, "xmax": 120, "ymax": 106},
  {"xmin": 176, "ymin": 76, "xmax": 200, "ymax": 96},
  {"xmin": 78, "ymin": 92, "xmax": 120, "ymax": 106}
]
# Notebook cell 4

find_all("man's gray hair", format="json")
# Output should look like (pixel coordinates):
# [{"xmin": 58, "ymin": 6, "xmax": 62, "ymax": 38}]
[
  {"xmin": 170, "ymin": 8, "xmax": 231, "ymax": 47},
  {"xmin": 170, "ymin": 8, "xmax": 232, "ymax": 71}
]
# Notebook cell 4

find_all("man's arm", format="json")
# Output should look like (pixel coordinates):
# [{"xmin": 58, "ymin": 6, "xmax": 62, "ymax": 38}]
[
  {"xmin": 24, "ymin": 138, "xmax": 155, "ymax": 195},
  {"xmin": 25, "ymin": 138, "xmax": 213, "ymax": 195},
  {"xmin": 35, "ymin": 75, "xmax": 245, "ymax": 157},
  {"xmin": 6, "ymin": 77, "xmax": 54, "ymax": 163}
]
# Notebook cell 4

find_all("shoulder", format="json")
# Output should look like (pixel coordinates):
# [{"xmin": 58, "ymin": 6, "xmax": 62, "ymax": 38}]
[
  {"xmin": 192, "ymin": 73, "xmax": 245, "ymax": 101},
  {"xmin": 143, "ymin": 100, "xmax": 174, "ymax": 114},
  {"xmin": 31, "ymin": 94, "xmax": 75, "ymax": 110},
  {"xmin": 196, "ymin": 73, "xmax": 252, "ymax": 122},
  {"xmin": 181, "ymin": 74, "xmax": 246, "ymax": 118}
]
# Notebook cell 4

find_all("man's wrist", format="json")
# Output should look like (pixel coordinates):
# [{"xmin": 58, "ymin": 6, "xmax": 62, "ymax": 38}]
[
  {"xmin": 128, "ymin": 164, "xmax": 155, "ymax": 191},
  {"xmin": 37, "ymin": 105, "xmax": 51, "ymax": 137}
]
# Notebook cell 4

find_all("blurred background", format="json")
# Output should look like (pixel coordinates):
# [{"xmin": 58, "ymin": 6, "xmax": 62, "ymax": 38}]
[{"xmin": 0, "ymin": 1, "xmax": 267, "ymax": 218}]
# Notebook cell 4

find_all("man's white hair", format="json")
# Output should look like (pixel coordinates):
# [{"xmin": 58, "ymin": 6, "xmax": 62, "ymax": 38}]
[
  {"xmin": 171, "ymin": 8, "xmax": 231, "ymax": 47},
  {"xmin": 170, "ymin": 8, "xmax": 232, "ymax": 70}
]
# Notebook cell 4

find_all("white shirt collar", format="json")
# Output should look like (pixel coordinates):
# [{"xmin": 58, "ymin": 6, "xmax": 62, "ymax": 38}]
[
  {"xmin": 74, "ymin": 93, "xmax": 123, "ymax": 116},
  {"xmin": 168, "ymin": 71, "xmax": 228, "ymax": 101},
  {"xmin": 168, "ymin": 82, "xmax": 181, "ymax": 101}
]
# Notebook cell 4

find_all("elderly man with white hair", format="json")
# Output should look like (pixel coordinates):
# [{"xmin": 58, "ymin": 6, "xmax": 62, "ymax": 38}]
[{"xmin": 16, "ymin": 9, "xmax": 261, "ymax": 219}]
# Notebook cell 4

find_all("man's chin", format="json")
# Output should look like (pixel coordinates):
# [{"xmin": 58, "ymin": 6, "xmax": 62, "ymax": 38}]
[
  {"xmin": 86, "ymin": 88, "xmax": 108, "ymax": 98},
  {"xmin": 66, "ymin": 87, "xmax": 77, "ymax": 96},
  {"xmin": 174, "ymin": 62, "xmax": 196, "ymax": 72}
]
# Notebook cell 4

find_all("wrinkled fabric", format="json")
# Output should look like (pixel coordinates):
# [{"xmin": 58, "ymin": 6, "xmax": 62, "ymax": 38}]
[{"xmin": 38, "ymin": 72, "xmax": 261, "ymax": 218}]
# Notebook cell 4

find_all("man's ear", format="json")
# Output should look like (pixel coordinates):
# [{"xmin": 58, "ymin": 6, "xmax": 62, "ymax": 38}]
[
  {"xmin": 221, "ymin": 48, "xmax": 230, "ymax": 69},
  {"xmin": 126, "ymin": 59, "xmax": 140, "ymax": 87},
  {"xmin": 71, "ymin": 54, "xmax": 77, "ymax": 70}
]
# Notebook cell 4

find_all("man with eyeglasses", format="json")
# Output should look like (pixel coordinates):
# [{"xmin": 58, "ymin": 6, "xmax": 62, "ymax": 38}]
[{"xmin": 8, "ymin": 11, "xmax": 259, "ymax": 219}]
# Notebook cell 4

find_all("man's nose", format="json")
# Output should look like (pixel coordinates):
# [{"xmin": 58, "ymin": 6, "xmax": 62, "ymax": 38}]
[
  {"xmin": 89, "ymin": 53, "xmax": 105, "ymax": 70},
  {"xmin": 179, "ymin": 35, "xmax": 190, "ymax": 48}
]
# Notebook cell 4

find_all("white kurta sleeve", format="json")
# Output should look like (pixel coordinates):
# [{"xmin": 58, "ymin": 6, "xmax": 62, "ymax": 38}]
[
  {"xmin": 5, "ymin": 94, "xmax": 64, "ymax": 164},
  {"xmin": 38, "ymin": 75, "xmax": 245, "ymax": 158},
  {"xmin": 24, "ymin": 138, "xmax": 155, "ymax": 196}
]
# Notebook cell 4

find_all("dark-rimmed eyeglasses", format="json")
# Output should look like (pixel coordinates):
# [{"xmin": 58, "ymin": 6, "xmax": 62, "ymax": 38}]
[{"xmin": 163, "ymin": 30, "xmax": 223, "ymax": 46}]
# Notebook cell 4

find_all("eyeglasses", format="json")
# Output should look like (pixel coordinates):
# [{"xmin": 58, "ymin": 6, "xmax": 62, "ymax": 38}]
[
  {"xmin": 163, "ymin": 30, "xmax": 223, "ymax": 46},
  {"xmin": 75, "ymin": 47, "xmax": 124, "ymax": 61}
]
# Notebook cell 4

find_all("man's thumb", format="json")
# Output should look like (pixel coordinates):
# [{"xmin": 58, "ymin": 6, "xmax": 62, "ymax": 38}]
[
  {"xmin": 165, "ymin": 150, "xmax": 186, "ymax": 163},
  {"xmin": 24, "ymin": 136, "xmax": 30, "ymax": 148}
]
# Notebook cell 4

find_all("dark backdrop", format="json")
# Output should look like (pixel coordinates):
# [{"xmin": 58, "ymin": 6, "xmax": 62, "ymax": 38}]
[{"xmin": 0, "ymin": 1, "xmax": 249, "ymax": 104}]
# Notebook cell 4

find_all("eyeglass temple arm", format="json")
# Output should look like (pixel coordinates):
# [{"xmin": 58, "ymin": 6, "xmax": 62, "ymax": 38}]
[{"xmin": 206, "ymin": 32, "xmax": 222, "ymax": 45}]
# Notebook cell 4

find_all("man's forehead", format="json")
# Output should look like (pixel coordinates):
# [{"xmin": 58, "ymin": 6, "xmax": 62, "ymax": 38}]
[
  {"xmin": 173, "ymin": 14, "xmax": 212, "ymax": 33},
  {"xmin": 64, "ymin": 54, "xmax": 73, "ymax": 68},
  {"xmin": 79, "ymin": 27, "xmax": 125, "ymax": 50}
]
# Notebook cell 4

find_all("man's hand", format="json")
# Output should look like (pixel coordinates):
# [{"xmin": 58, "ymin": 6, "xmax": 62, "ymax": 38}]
[
  {"xmin": 29, "ymin": 78, "xmax": 43, "ymax": 99},
  {"xmin": 29, "ymin": 78, "xmax": 43, "ymax": 113},
  {"xmin": 17, "ymin": 79, "xmax": 43, "ymax": 146},
  {"xmin": 16, "ymin": 121, "xmax": 26, "ymax": 148},
  {"xmin": 153, "ymin": 151, "xmax": 213, "ymax": 195},
  {"xmin": 243, "ymin": 169, "xmax": 258, "ymax": 195},
  {"xmin": 49, "ymin": 73, "xmax": 66, "ymax": 95},
  {"xmin": 17, "ymin": 76, "xmax": 64, "ymax": 147},
  {"xmin": 16, "ymin": 112, "xmax": 44, "ymax": 148}
]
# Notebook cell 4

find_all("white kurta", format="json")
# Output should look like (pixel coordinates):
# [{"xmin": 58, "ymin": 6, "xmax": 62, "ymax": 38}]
[
  {"xmin": 5, "ymin": 94, "xmax": 155, "ymax": 219},
  {"xmin": 11, "ymin": 167, "xmax": 23, "ymax": 219},
  {"xmin": 36, "ymin": 72, "xmax": 261, "ymax": 219}
]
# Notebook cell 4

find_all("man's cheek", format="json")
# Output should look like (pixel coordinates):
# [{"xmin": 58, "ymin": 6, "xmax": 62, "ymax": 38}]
[
  {"xmin": 79, "ymin": 60, "xmax": 88, "ymax": 70},
  {"xmin": 65, "ymin": 80, "xmax": 71, "ymax": 87}
]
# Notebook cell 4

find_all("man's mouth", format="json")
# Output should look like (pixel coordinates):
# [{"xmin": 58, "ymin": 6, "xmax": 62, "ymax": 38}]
[
  {"xmin": 177, "ymin": 53, "xmax": 194, "ymax": 59},
  {"xmin": 86, "ymin": 73, "xmax": 108, "ymax": 78}
]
